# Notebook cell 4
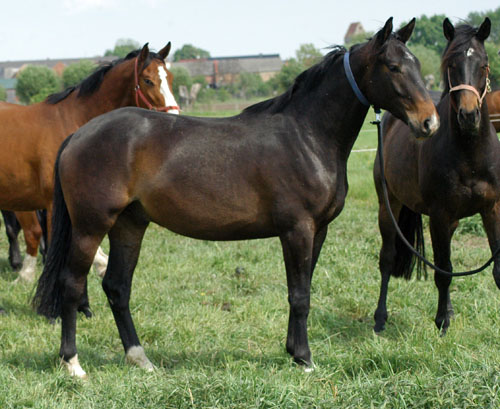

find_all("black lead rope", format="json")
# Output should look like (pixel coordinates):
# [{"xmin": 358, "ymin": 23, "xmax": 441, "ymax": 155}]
[{"xmin": 372, "ymin": 110, "xmax": 500, "ymax": 277}]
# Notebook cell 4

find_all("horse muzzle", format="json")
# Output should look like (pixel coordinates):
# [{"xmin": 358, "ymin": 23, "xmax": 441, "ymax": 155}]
[{"xmin": 408, "ymin": 112, "xmax": 439, "ymax": 139}]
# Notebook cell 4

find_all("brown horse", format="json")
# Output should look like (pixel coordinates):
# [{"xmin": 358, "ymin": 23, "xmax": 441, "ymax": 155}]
[
  {"xmin": 486, "ymin": 89, "xmax": 500, "ymax": 132},
  {"xmin": 34, "ymin": 18, "xmax": 438, "ymax": 377},
  {"xmin": 0, "ymin": 43, "xmax": 179, "ymax": 285},
  {"xmin": 373, "ymin": 18, "xmax": 499, "ymax": 335}
]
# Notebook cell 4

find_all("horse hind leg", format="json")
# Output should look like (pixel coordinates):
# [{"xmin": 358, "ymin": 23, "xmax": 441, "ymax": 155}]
[
  {"xmin": 15, "ymin": 211, "xmax": 42, "ymax": 283},
  {"xmin": 101, "ymin": 205, "xmax": 152, "ymax": 371},
  {"xmin": 59, "ymin": 231, "xmax": 106, "ymax": 378}
]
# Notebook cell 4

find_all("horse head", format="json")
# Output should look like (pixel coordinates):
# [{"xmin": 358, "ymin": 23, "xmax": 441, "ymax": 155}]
[
  {"xmin": 442, "ymin": 18, "xmax": 491, "ymax": 134},
  {"xmin": 357, "ymin": 17, "xmax": 439, "ymax": 138},
  {"xmin": 135, "ymin": 42, "xmax": 180, "ymax": 114}
]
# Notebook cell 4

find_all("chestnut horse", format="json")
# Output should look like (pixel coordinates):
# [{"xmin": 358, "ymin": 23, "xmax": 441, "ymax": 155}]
[
  {"xmin": 373, "ymin": 18, "xmax": 500, "ymax": 335},
  {"xmin": 0, "ymin": 43, "xmax": 179, "ymax": 286},
  {"xmin": 486, "ymin": 89, "xmax": 500, "ymax": 132},
  {"xmin": 34, "ymin": 18, "xmax": 438, "ymax": 377}
]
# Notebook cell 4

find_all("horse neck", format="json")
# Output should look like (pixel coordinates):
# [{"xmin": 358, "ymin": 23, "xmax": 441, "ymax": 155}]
[
  {"xmin": 286, "ymin": 51, "xmax": 370, "ymax": 157},
  {"xmin": 55, "ymin": 60, "xmax": 136, "ymax": 127}
]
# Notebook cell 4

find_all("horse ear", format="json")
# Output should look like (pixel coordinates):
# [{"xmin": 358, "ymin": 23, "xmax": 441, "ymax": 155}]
[
  {"xmin": 158, "ymin": 42, "xmax": 172, "ymax": 60},
  {"xmin": 375, "ymin": 17, "xmax": 393, "ymax": 46},
  {"xmin": 476, "ymin": 17, "xmax": 491, "ymax": 42},
  {"xmin": 396, "ymin": 18, "xmax": 415, "ymax": 44},
  {"xmin": 443, "ymin": 18, "xmax": 455, "ymax": 42},
  {"xmin": 137, "ymin": 43, "xmax": 150, "ymax": 71}
]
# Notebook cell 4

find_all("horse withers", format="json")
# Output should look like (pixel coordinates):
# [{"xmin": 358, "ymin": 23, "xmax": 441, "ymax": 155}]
[
  {"xmin": 0, "ymin": 43, "xmax": 178, "ymax": 290},
  {"xmin": 373, "ymin": 18, "xmax": 499, "ymax": 335},
  {"xmin": 33, "ymin": 17, "xmax": 438, "ymax": 377}
]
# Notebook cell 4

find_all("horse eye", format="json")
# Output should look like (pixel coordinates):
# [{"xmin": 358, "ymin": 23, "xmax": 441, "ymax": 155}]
[
  {"xmin": 143, "ymin": 78, "xmax": 154, "ymax": 86},
  {"xmin": 388, "ymin": 65, "xmax": 401, "ymax": 73}
]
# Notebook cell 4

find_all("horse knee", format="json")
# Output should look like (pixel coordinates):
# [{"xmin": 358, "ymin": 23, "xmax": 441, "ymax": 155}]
[
  {"xmin": 102, "ymin": 277, "xmax": 129, "ymax": 310},
  {"xmin": 288, "ymin": 293, "xmax": 310, "ymax": 317}
]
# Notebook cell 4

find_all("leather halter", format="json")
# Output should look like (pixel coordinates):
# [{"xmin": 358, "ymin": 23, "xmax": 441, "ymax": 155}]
[
  {"xmin": 134, "ymin": 57, "xmax": 180, "ymax": 113},
  {"xmin": 447, "ymin": 65, "xmax": 490, "ymax": 109}
]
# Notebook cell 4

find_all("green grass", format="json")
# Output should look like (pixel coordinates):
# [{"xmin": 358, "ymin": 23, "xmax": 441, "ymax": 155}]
[{"xmin": 1, "ymin": 110, "xmax": 499, "ymax": 408}]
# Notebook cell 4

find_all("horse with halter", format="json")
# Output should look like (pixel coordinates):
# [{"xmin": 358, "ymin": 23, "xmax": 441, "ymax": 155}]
[
  {"xmin": 372, "ymin": 18, "xmax": 499, "ymax": 335},
  {"xmin": 0, "ymin": 43, "xmax": 179, "ymax": 293},
  {"xmin": 486, "ymin": 89, "xmax": 500, "ymax": 132},
  {"xmin": 33, "ymin": 18, "xmax": 438, "ymax": 377}
]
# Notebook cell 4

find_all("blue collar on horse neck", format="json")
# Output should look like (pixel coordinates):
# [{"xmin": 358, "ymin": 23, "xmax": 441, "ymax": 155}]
[{"xmin": 343, "ymin": 51, "xmax": 381, "ymax": 117}]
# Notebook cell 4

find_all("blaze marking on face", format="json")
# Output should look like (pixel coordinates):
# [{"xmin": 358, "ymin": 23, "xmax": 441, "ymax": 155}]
[
  {"xmin": 158, "ymin": 65, "xmax": 179, "ymax": 114},
  {"xmin": 467, "ymin": 47, "xmax": 475, "ymax": 57}
]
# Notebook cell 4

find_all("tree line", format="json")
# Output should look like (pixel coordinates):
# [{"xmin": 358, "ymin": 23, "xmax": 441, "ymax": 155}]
[{"xmin": 4, "ymin": 7, "xmax": 500, "ymax": 105}]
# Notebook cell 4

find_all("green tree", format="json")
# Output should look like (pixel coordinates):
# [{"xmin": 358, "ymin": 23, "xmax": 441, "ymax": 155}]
[
  {"xmin": 104, "ymin": 38, "xmax": 141, "ymax": 58},
  {"xmin": 295, "ymin": 43, "xmax": 323, "ymax": 68},
  {"xmin": 230, "ymin": 72, "xmax": 270, "ymax": 99},
  {"xmin": 16, "ymin": 65, "xmax": 60, "ymax": 105},
  {"xmin": 62, "ymin": 60, "xmax": 96, "ymax": 88},
  {"xmin": 271, "ymin": 58, "xmax": 305, "ymax": 93},
  {"xmin": 485, "ymin": 42, "xmax": 500, "ymax": 88},
  {"xmin": 173, "ymin": 44, "xmax": 210, "ymax": 61},
  {"xmin": 405, "ymin": 14, "xmax": 448, "ymax": 55},
  {"xmin": 170, "ymin": 66, "xmax": 193, "ymax": 102},
  {"xmin": 344, "ymin": 31, "xmax": 374, "ymax": 49},
  {"xmin": 468, "ymin": 7, "xmax": 500, "ymax": 43},
  {"xmin": 408, "ymin": 44, "xmax": 441, "ymax": 89},
  {"xmin": 0, "ymin": 85, "xmax": 6, "ymax": 102}
]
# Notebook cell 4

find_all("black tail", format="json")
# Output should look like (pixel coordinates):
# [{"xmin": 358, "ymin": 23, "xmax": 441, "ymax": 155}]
[
  {"xmin": 32, "ymin": 134, "xmax": 75, "ymax": 319},
  {"xmin": 393, "ymin": 205, "xmax": 427, "ymax": 280}
]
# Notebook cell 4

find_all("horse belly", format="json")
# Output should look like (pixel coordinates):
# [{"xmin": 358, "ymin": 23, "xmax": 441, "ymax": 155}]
[{"xmin": 140, "ymin": 188, "xmax": 276, "ymax": 240}]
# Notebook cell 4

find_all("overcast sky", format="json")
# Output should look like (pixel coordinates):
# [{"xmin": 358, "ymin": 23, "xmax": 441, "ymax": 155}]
[{"xmin": 0, "ymin": 0, "xmax": 498, "ymax": 61}]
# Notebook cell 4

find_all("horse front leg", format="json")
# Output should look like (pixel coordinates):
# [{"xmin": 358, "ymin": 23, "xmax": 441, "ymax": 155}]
[
  {"xmin": 280, "ymin": 220, "xmax": 316, "ymax": 370},
  {"xmin": 374, "ymin": 196, "xmax": 403, "ymax": 333},
  {"xmin": 1, "ymin": 210, "xmax": 23, "ymax": 271},
  {"xmin": 15, "ymin": 211, "xmax": 42, "ymax": 283},
  {"xmin": 481, "ymin": 202, "xmax": 500, "ymax": 289},
  {"xmin": 429, "ymin": 216, "xmax": 458, "ymax": 335}
]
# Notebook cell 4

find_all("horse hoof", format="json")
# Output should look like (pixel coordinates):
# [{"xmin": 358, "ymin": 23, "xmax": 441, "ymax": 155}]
[
  {"xmin": 62, "ymin": 355, "xmax": 87, "ymax": 379},
  {"xmin": 0, "ymin": 307, "xmax": 6, "ymax": 316},
  {"xmin": 373, "ymin": 324, "xmax": 385, "ymax": 333}
]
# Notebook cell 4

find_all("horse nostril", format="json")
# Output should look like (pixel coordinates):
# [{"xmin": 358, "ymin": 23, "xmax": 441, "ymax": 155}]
[
  {"xmin": 423, "ymin": 115, "xmax": 437, "ymax": 135},
  {"xmin": 423, "ymin": 118, "xmax": 431, "ymax": 133}
]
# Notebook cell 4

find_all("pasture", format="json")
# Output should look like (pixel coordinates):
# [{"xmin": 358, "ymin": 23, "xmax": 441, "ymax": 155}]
[{"xmin": 0, "ymin": 110, "xmax": 499, "ymax": 408}]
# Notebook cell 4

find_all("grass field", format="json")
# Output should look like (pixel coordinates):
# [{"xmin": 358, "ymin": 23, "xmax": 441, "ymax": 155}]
[{"xmin": 1, "ymin": 110, "xmax": 500, "ymax": 408}]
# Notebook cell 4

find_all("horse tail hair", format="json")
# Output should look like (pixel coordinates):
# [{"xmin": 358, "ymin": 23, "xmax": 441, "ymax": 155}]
[
  {"xmin": 32, "ymin": 133, "xmax": 75, "ymax": 319},
  {"xmin": 393, "ymin": 205, "xmax": 427, "ymax": 280}
]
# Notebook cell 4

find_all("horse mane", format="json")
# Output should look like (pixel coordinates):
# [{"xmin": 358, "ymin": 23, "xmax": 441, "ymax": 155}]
[
  {"xmin": 45, "ymin": 49, "xmax": 164, "ymax": 104},
  {"xmin": 243, "ymin": 46, "xmax": 346, "ymax": 115},
  {"xmin": 440, "ymin": 24, "xmax": 483, "ymax": 97}
]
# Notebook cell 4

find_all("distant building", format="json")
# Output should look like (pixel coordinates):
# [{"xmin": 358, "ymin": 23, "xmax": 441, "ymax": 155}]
[
  {"xmin": 0, "ymin": 56, "xmax": 116, "ymax": 103},
  {"xmin": 173, "ymin": 54, "xmax": 283, "ymax": 88},
  {"xmin": 344, "ymin": 22, "xmax": 365, "ymax": 44}
]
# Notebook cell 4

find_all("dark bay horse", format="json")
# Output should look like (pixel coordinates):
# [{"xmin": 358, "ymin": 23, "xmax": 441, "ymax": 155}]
[
  {"xmin": 486, "ymin": 89, "xmax": 500, "ymax": 132},
  {"xmin": 373, "ymin": 18, "xmax": 499, "ymax": 335},
  {"xmin": 34, "ymin": 18, "xmax": 439, "ymax": 377},
  {"xmin": 0, "ymin": 43, "xmax": 179, "ymax": 285}
]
